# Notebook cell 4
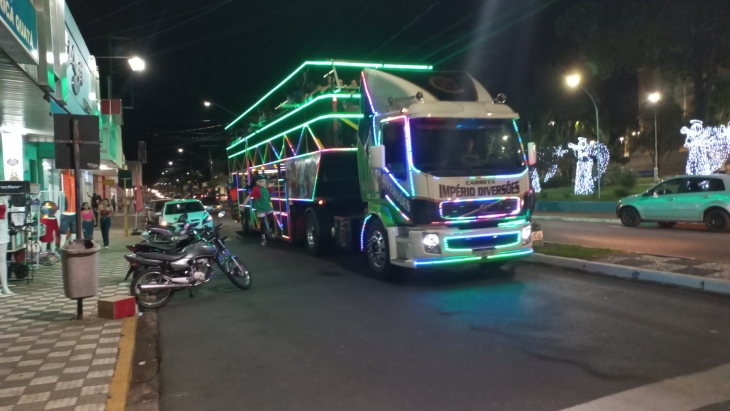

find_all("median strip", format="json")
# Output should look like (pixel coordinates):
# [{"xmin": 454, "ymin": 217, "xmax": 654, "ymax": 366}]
[{"xmin": 529, "ymin": 245, "xmax": 730, "ymax": 296}]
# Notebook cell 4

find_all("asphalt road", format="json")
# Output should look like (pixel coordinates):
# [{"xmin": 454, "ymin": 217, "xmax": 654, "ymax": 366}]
[
  {"xmin": 156, "ymin": 220, "xmax": 730, "ymax": 411},
  {"xmin": 537, "ymin": 219, "xmax": 730, "ymax": 263}
]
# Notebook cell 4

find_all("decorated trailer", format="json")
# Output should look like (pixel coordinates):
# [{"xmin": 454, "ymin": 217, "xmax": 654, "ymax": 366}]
[{"xmin": 226, "ymin": 60, "xmax": 536, "ymax": 278}]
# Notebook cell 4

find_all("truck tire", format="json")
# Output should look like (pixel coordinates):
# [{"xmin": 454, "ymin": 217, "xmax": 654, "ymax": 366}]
[
  {"xmin": 305, "ymin": 210, "xmax": 329, "ymax": 256},
  {"xmin": 365, "ymin": 219, "xmax": 393, "ymax": 280},
  {"xmin": 241, "ymin": 210, "xmax": 255, "ymax": 236}
]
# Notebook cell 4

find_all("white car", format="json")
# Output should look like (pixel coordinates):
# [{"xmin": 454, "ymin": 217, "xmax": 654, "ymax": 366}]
[{"xmin": 160, "ymin": 199, "xmax": 214, "ymax": 231}]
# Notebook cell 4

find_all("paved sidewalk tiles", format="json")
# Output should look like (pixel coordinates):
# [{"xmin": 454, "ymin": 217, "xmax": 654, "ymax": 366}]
[{"xmin": 0, "ymin": 229, "xmax": 135, "ymax": 411}]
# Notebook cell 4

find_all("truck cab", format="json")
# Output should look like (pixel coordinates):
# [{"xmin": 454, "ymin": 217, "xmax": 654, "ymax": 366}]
[{"xmin": 357, "ymin": 69, "xmax": 534, "ymax": 276}]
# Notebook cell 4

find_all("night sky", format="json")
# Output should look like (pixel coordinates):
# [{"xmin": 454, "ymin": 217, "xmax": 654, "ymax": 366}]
[{"xmin": 67, "ymin": 0, "xmax": 599, "ymax": 185}]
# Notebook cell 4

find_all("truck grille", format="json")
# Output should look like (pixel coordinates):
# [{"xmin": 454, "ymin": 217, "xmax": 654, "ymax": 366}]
[
  {"xmin": 444, "ymin": 233, "xmax": 520, "ymax": 251},
  {"xmin": 439, "ymin": 198, "xmax": 521, "ymax": 220}
]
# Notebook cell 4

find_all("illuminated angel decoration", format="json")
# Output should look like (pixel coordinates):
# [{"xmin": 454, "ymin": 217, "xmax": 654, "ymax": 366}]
[
  {"xmin": 542, "ymin": 146, "xmax": 569, "ymax": 183},
  {"xmin": 567, "ymin": 137, "xmax": 610, "ymax": 195},
  {"xmin": 681, "ymin": 120, "xmax": 730, "ymax": 175}
]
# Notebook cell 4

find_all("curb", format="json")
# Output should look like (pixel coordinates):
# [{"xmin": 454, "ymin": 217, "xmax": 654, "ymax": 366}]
[
  {"xmin": 534, "ymin": 215, "xmax": 619, "ymax": 223},
  {"xmin": 528, "ymin": 253, "xmax": 730, "ymax": 296},
  {"xmin": 106, "ymin": 314, "xmax": 138, "ymax": 410}
]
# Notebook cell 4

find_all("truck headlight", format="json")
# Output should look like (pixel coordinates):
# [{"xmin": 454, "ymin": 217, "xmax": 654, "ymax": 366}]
[
  {"xmin": 522, "ymin": 225, "xmax": 532, "ymax": 245},
  {"xmin": 160, "ymin": 220, "xmax": 168, "ymax": 227},
  {"xmin": 422, "ymin": 233, "xmax": 441, "ymax": 254}
]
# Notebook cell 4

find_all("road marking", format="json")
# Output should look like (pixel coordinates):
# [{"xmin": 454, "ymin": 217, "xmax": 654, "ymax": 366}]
[
  {"xmin": 559, "ymin": 363, "xmax": 730, "ymax": 411},
  {"xmin": 106, "ymin": 315, "xmax": 137, "ymax": 411}
]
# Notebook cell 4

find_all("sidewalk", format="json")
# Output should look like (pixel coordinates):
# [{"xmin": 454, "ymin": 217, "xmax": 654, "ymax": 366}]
[{"xmin": 0, "ymin": 227, "xmax": 139, "ymax": 411}]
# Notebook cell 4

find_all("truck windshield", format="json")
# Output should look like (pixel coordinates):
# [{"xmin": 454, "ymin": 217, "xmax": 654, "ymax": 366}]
[{"xmin": 410, "ymin": 118, "xmax": 526, "ymax": 176}]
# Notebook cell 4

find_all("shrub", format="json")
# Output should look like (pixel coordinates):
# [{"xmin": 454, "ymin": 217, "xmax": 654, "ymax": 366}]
[
  {"xmin": 615, "ymin": 187, "xmax": 631, "ymax": 197},
  {"xmin": 617, "ymin": 169, "xmax": 637, "ymax": 189},
  {"xmin": 538, "ymin": 191, "xmax": 550, "ymax": 200},
  {"xmin": 543, "ymin": 175, "xmax": 569, "ymax": 189},
  {"xmin": 562, "ymin": 191, "xmax": 571, "ymax": 199}
]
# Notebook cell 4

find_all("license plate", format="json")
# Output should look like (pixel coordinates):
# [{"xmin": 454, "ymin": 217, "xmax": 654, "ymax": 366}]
[
  {"xmin": 532, "ymin": 231, "xmax": 543, "ymax": 241},
  {"xmin": 473, "ymin": 249, "xmax": 496, "ymax": 257}
]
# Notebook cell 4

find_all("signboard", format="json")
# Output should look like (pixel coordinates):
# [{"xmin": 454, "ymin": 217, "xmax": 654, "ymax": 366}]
[
  {"xmin": 118, "ymin": 170, "xmax": 132, "ymax": 184},
  {"xmin": 0, "ymin": 0, "xmax": 38, "ymax": 64},
  {"xmin": 102, "ymin": 179, "xmax": 115, "ymax": 186},
  {"xmin": 29, "ymin": 183, "xmax": 39, "ymax": 194},
  {"xmin": 1, "ymin": 130, "xmax": 24, "ymax": 181},
  {"xmin": 0, "ymin": 181, "xmax": 29, "ymax": 195},
  {"xmin": 53, "ymin": 114, "xmax": 101, "ymax": 170}
]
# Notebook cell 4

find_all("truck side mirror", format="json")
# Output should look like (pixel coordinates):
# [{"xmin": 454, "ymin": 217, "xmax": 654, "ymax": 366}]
[
  {"xmin": 370, "ymin": 145, "xmax": 386, "ymax": 169},
  {"xmin": 527, "ymin": 142, "xmax": 537, "ymax": 166}
]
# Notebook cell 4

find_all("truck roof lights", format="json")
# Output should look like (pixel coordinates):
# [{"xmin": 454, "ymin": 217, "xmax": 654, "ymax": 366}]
[{"xmin": 226, "ymin": 61, "xmax": 432, "ymax": 131}]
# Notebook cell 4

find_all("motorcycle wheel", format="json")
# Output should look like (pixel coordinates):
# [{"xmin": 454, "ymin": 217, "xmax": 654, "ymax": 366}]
[
  {"xmin": 226, "ymin": 256, "xmax": 252, "ymax": 290},
  {"xmin": 131, "ymin": 269, "xmax": 174, "ymax": 309}
]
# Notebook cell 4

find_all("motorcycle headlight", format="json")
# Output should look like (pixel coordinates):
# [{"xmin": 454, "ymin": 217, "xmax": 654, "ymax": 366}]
[
  {"xmin": 522, "ymin": 225, "xmax": 532, "ymax": 245},
  {"xmin": 422, "ymin": 233, "xmax": 441, "ymax": 254}
]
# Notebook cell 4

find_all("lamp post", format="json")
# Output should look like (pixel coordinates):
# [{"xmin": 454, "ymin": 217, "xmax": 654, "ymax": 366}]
[
  {"xmin": 204, "ymin": 101, "xmax": 236, "ymax": 115},
  {"xmin": 648, "ymin": 92, "xmax": 661, "ymax": 182},
  {"xmin": 566, "ymin": 74, "xmax": 601, "ymax": 199}
]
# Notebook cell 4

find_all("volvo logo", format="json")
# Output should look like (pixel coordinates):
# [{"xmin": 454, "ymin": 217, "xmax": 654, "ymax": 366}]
[{"xmin": 428, "ymin": 76, "xmax": 464, "ymax": 94}]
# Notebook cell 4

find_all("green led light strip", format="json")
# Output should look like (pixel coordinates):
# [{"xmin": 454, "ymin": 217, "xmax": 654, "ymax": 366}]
[
  {"xmin": 228, "ymin": 114, "xmax": 363, "ymax": 158},
  {"xmin": 228, "ymin": 93, "xmax": 360, "ymax": 151},
  {"xmin": 225, "ymin": 60, "xmax": 433, "ymax": 130}
]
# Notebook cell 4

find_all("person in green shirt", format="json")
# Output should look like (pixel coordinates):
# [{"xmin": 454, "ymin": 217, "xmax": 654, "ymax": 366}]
[{"xmin": 242, "ymin": 174, "xmax": 275, "ymax": 246}]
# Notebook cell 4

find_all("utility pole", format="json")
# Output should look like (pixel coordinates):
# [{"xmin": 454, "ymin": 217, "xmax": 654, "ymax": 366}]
[{"xmin": 199, "ymin": 145, "xmax": 217, "ymax": 180}]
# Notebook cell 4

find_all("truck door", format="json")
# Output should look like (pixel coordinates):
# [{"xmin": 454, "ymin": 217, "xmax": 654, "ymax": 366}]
[{"xmin": 381, "ymin": 120, "xmax": 408, "ymax": 184}]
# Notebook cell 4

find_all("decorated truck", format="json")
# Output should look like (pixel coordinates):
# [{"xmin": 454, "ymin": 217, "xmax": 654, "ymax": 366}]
[{"xmin": 226, "ymin": 60, "xmax": 536, "ymax": 278}]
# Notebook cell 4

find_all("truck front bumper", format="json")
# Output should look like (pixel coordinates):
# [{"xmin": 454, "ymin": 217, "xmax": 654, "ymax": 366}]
[{"xmin": 390, "ymin": 223, "xmax": 533, "ymax": 268}]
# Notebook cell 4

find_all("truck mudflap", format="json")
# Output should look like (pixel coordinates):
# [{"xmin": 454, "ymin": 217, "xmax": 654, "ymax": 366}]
[{"xmin": 388, "ymin": 223, "xmax": 534, "ymax": 268}]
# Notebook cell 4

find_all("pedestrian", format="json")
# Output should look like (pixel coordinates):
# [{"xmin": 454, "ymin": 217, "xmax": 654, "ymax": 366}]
[
  {"xmin": 111, "ymin": 195, "xmax": 117, "ymax": 212},
  {"xmin": 98, "ymin": 199, "xmax": 113, "ymax": 249},
  {"xmin": 81, "ymin": 202, "xmax": 94, "ymax": 240},
  {"xmin": 87, "ymin": 192, "xmax": 101, "ymax": 226},
  {"xmin": 241, "ymin": 174, "xmax": 275, "ymax": 246}
]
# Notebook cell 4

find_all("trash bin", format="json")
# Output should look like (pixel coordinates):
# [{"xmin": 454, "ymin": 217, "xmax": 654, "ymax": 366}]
[{"xmin": 61, "ymin": 240, "xmax": 100, "ymax": 299}]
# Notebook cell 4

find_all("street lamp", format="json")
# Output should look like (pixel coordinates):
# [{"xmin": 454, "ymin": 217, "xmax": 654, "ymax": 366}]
[
  {"xmin": 648, "ymin": 92, "xmax": 661, "ymax": 182},
  {"xmin": 178, "ymin": 148, "xmax": 183, "ymax": 153},
  {"xmin": 203, "ymin": 101, "xmax": 236, "ymax": 115},
  {"xmin": 566, "ymin": 73, "xmax": 602, "ymax": 198},
  {"xmin": 168, "ymin": 161, "xmax": 173, "ymax": 166}
]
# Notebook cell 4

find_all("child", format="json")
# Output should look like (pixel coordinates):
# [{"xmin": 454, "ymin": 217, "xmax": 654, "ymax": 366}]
[{"xmin": 241, "ymin": 174, "xmax": 275, "ymax": 246}]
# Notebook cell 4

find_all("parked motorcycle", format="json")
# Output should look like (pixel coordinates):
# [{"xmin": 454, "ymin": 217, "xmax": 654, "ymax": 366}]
[
  {"xmin": 126, "ymin": 211, "xmax": 251, "ymax": 309},
  {"xmin": 124, "ymin": 213, "xmax": 199, "ymax": 280}
]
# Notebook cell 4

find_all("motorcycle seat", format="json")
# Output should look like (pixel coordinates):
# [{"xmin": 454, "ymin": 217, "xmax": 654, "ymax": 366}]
[
  {"xmin": 138, "ymin": 242, "xmax": 179, "ymax": 252},
  {"xmin": 136, "ymin": 252, "xmax": 188, "ymax": 262}
]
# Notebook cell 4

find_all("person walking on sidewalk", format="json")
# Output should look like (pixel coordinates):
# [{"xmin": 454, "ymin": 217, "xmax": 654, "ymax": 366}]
[
  {"xmin": 81, "ymin": 202, "xmax": 94, "ymax": 240},
  {"xmin": 87, "ymin": 192, "xmax": 102, "ymax": 227},
  {"xmin": 98, "ymin": 199, "xmax": 113, "ymax": 248}
]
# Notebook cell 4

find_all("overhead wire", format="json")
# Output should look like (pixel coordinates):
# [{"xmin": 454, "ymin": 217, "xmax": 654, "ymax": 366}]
[
  {"xmin": 79, "ymin": 0, "xmax": 147, "ymax": 28},
  {"xmin": 130, "ymin": 0, "xmax": 233, "ymax": 44},
  {"xmin": 365, "ymin": 1, "xmax": 442, "ymax": 60},
  {"xmin": 432, "ymin": 0, "xmax": 562, "ymax": 65}
]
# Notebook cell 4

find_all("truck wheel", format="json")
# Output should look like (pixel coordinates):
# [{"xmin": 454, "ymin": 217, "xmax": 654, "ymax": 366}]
[
  {"xmin": 305, "ymin": 211, "xmax": 328, "ymax": 255},
  {"xmin": 365, "ymin": 219, "xmax": 393, "ymax": 280}
]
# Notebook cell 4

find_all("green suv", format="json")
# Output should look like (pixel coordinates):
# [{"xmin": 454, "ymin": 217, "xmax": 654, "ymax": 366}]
[{"xmin": 617, "ymin": 175, "xmax": 730, "ymax": 232}]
